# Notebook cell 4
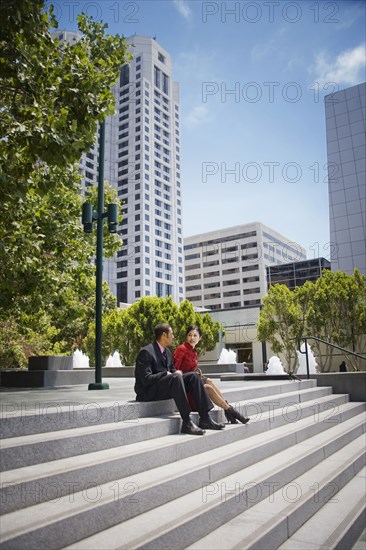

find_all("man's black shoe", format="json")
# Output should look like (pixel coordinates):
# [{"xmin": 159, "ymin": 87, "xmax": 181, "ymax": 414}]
[
  {"xmin": 199, "ymin": 418, "xmax": 225, "ymax": 430},
  {"xmin": 181, "ymin": 420, "xmax": 206, "ymax": 435}
]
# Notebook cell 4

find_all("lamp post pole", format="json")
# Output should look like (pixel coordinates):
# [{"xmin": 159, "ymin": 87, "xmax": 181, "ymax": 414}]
[
  {"xmin": 82, "ymin": 119, "xmax": 118, "ymax": 389},
  {"xmin": 89, "ymin": 120, "xmax": 109, "ymax": 390}
]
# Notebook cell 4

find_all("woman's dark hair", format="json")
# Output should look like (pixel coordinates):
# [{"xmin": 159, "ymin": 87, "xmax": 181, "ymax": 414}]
[{"xmin": 185, "ymin": 325, "xmax": 202, "ymax": 337}]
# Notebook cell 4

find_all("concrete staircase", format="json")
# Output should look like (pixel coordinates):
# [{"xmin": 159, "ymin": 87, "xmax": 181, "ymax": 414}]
[{"xmin": 0, "ymin": 380, "xmax": 365, "ymax": 549}]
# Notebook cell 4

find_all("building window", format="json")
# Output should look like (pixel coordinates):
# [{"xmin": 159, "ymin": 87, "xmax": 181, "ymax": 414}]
[
  {"xmin": 120, "ymin": 64, "xmax": 129, "ymax": 86},
  {"xmin": 154, "ymin": 66, "xmax": 161, "ymax": 88},
  {"xmin": 223, "ymin": 290, "xmax": 241, "ymax": 297},
  {"xmin": 244, "ymin": 299, "xmax": 261, "ymax": 306},
  {"xmin": 223, "ymin": 279, "xmax": 240, "ymax": 286}
]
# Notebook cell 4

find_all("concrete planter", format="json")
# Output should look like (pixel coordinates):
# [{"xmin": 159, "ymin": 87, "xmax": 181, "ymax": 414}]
[{"xmin": 28, "ymin": 355, "xmax": 73, "ymax": 371}]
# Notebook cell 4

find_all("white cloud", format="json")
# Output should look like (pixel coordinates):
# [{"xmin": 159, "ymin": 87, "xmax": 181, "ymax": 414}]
[
  {"xmin": 250, "ymin": 26, "xmax": 289, "ymax": 61},
  {"xmin": 333, "ymin": 3, "xmax": 366, "ymax": 31},
  {"xmin": 173, "ymin": 0, "xmax": 192, "ymax": 20},
  {"xmin": 311, "ymin": 43, "xmax": 366, "ymax": 87},
  {"xmin": 184, "ymin": 105, "xmax": 210, "ymax": 127}
]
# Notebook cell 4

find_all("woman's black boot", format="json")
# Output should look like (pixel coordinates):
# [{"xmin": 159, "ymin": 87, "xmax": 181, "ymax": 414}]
[
  {"xmin": 227, "ymin": 406, "xmax": 249, "ymax": 424},
  {"xmin": 224, "ymin": 407, "xmax": 238, "ymax": 424}
]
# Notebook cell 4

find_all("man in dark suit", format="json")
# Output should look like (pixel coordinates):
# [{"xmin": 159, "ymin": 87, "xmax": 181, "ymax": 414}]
[{"xmin": 135, "ymin": 323, "xmax": 225, "ymax": 435}]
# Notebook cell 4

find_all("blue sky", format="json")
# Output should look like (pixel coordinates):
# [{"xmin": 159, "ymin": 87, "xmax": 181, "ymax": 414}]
[{"xmin": 50, "ymin": 0, "xmax": 366, "ymax": 258}]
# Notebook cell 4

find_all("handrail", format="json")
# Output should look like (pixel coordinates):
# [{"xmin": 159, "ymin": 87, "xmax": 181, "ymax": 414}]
[{"xmin": 298, "ymin": 336, "xmax": 366, "ymax": 379}]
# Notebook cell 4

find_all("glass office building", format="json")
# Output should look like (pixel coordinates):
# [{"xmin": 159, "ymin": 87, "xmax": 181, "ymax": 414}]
[
  {"xmin": 325, "ymin": 82, "xmax": 366, "ymax": 274},
  {"xmin": 266, "ymin": 257, "xmax": 331, "ymax": 290}
]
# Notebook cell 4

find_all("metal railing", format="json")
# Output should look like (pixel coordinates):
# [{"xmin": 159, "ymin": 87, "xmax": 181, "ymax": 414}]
[{"xmin": 298, "ymin": 336, "xmax": 366, "ymax": 379}]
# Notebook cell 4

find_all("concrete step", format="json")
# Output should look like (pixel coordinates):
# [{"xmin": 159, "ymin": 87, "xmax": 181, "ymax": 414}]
[
  {"xmin": 0, "ymin": 380, "xmax": 317, "ymax": 438},
  {"xmin": 351, "ymin": 527, "xmax": 366, "ymax": 550},
  {"xmin": 220, "ymin": 379, "xmax": 316, "ymax": 405},
  {"xmin": 1, "ymin": 398, "xmax": 363, "ymax": 514},
  {"xmin": 185, "ymin": 447, "xmax": 366, "ymax": 549},
  {"xmin": 0, "ymin": 401, "xmax": 364, "ymax": 549},
  {"xmin": 0, "ymin": 416, "xmax": 179, "ymax": 472},
  {"xmin": 278, "ymin": 468, "xmax": 366, "ymax": 550},
  {"xmin": 58, "ymin": 416, "xmax": 365, "ymax": 550},
  {"xmin": 0, "ymin": 381, "xmax": 322, "ymax": 471}
]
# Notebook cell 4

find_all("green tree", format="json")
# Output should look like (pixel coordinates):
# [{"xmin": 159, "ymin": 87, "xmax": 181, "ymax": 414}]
[
  {"xmin": 170, "ymin": 299, "xmax": 222, "ymax": 355},
  {"xmin": 84, "ymin": 297, "xmax": 222, "ymax": 366},
  {"xmin": 258, "ymin": 270, "xmax": 366, "ymax": 373},
  {"xmin": 85, "ymin": 296, "xmax": 177, "ymax": 366},
  {"xmin": 303, "ymin": 269, "xmax": 366, "ymax": 371},
  {"xmin": 1, "ymin": 0, "xmax": 131, "ymax": 193},
  {"xmin": 257, "ymin": 284, "xmax": 305, "ymax": 371},
  {"xmin": 173, "ymin": 299, "xmax": 197, "ymax": 346},
  {"xmin": 0, "ymin": 0, "xmax": 131, "ymax": 366},
  {"xmin": 195, "ymin": 313, "xmax": 222, "ymax": 357}
]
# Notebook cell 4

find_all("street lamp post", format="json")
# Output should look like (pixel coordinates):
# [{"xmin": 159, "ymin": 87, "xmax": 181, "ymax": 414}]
[{"xmin": 82, "ymin": 119, "xmax": 118, "ymax": 390}]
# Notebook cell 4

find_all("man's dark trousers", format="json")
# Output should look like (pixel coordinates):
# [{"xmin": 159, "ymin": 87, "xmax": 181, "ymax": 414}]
[{"xmin": 154, "ymin": 372, "xmax": 212, "ymax": 422}]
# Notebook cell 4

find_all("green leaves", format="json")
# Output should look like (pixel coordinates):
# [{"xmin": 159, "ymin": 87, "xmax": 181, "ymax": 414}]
[
  {"xmin": 0, "ymin": 0, "xmax": 132, "ymax": 196},
  {"xmin": 0, "ymin": 0, "xmax": 131, "ymax": 367},
  {"xmin": 258, "ymin": 270, "xmax": 366, "ymax": 372},
  {"xmin": 84, "ymin": 297, "xmax": 222, "ymax": 367}
]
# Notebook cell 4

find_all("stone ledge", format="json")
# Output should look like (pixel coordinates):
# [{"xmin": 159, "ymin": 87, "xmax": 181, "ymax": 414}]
[
  {"xmin": 222, "ymin": 373, "xmax": 292, "ymax": 381},
  {"xmin": 220, "ymin": 372, "xmax": 366, "ymax": 401},
  {"xmin": 100, "ymin": 363, "xmax": 241, "ymax": 378},
  {"xmin": 28, "ymin": 355, "xmax": 73, "ymax": 371},
  {"xmin": 303, "ymin": 372, "xmax": 366, "ymax": 402},
  {"xmin": 101, "ymin": 366, "xmax": 135, "ymax": 377},
  {"xmin": 0, "ymin": 369, "xmax": 94, "ymax": 388}
]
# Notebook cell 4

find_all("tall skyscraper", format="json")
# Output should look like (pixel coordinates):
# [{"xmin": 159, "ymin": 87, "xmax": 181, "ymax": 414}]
[
  {"xmin": 75, "ymin": 35, "xmax": 184, "ymax": 304},
  {"xmin": 325, "ymin": 82, "xmax": 366, "ymax": 275}
]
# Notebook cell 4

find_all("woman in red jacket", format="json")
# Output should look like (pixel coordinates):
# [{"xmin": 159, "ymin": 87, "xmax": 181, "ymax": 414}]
[{"xmin": 174, "ymin": 325, "xmax": 249, "ymax": 424}]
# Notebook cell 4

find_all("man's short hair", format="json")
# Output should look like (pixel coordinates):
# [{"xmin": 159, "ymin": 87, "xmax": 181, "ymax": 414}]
[{"xmin": 154, "ymin": 323, "xmax": 171, "ymax": 340}]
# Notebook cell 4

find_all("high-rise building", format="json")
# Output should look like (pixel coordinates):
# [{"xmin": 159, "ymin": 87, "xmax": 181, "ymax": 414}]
[
  {"xmin": 61, "ymin": 33, "xmax": 184, "ymax": 304},
  {"xmin": 325, "ymin": 82, "xmax": 366, "ymax": 275},
  {"xmin": 266, "ymin": 257, "xmax": 331, "ymax": 290},
  {"xmin": 184, "ymin": 222, "xmax": 307, "ymax": 310}
]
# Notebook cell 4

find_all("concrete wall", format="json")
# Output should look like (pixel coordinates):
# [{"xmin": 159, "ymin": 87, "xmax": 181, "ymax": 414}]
[{"xmin": 301, "ymin": 372, "xmax": 366, "ymax": 402}]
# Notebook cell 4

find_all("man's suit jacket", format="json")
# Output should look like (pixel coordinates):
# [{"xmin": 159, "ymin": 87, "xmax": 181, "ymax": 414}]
[{"xmin": 134, "ymin": 342, "xmax": 176, "ymax": 401}]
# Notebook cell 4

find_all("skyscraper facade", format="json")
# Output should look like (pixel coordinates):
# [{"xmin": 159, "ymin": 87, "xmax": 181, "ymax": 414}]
[
  {"xmin": 325, "ymin": 82, "xmax": 366, "ymax": 275},
  {"xmin": 78, "ymin": 35, "xmax": 184, "ymax": 304}
]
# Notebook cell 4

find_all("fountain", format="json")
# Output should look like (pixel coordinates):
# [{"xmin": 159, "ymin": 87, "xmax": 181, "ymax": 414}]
[
  {"xmin": 105, "ymin": 351, "xmax": 124, "ymax": 368},
  {"xmin": 218, "ymin": 348, "xmax": 237, "ymax": 364},
  {"xmin": 266, "ymin": 355, "xmax": 287, "ymax": 375},
  {"xmin": 296, "ymin": 343, "xmax": 318, "ymax": 374},
  {"xmin": 72, "ymin": 349, "xmax": 90, "ymax": 369}
]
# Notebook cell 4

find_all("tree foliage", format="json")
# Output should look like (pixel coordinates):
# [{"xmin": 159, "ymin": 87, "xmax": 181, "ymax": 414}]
[
  {"xmin": 257, "ymin": 284, "xmax": 304, "ymax": 371},
  {"xmin": 0, "ymin": 0, "xmax": 131, "ymax": 367},
  {"xmin": 84, "ymin": 297, "xmax": 222, "ymax": 366},
  {"xmin": 0, "ymin": 0, "xmax": 131, "ymax": 191},
  {"xmin": 258, "ymin": 269, "xmax": 366, "ymax": 372},
  {"xmin": 299, "ymin": 269, "xmax": 366, "ymax": 370}
]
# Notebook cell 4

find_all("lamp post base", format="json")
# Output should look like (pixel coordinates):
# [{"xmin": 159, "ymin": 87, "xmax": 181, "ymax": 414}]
[{"xmin": 88, "ymin": 382, "xmax": 109, "ymax": 390}]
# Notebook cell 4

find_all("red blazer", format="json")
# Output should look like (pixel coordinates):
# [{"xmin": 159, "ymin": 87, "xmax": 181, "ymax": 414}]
[{"xmin": 174, "ymin": 341, "xmax": 198, "ymax": 373}]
